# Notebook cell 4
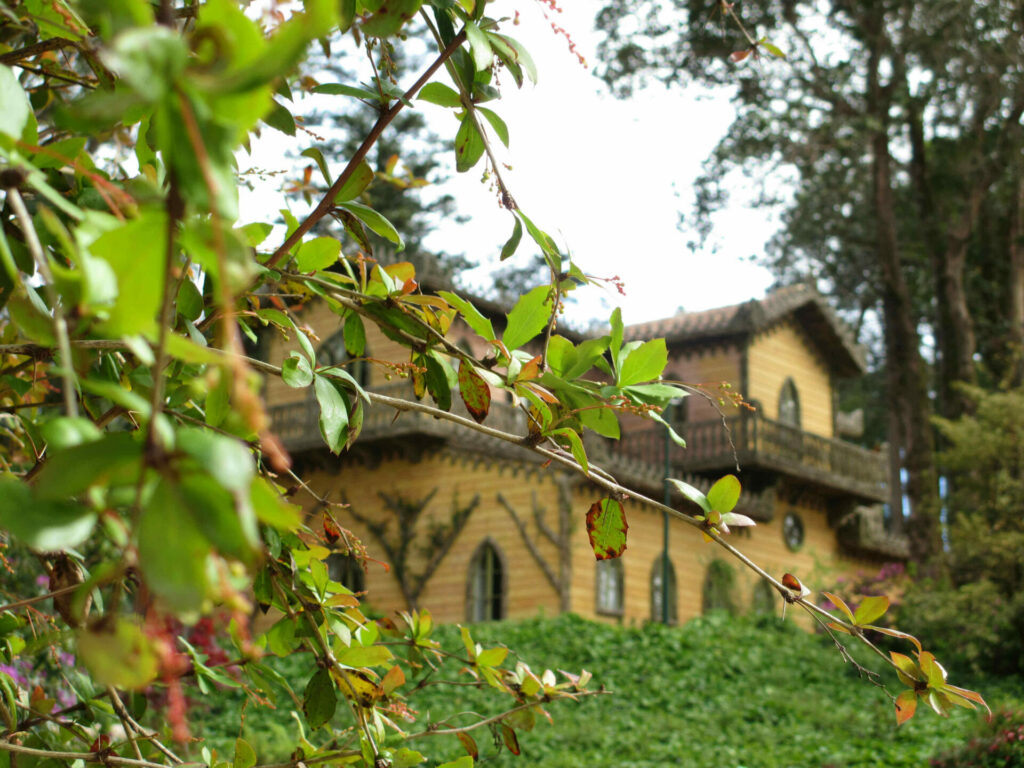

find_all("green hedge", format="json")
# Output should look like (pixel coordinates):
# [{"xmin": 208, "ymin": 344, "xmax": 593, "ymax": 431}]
[{"xmin": 190, "ymin": 613, "xmax": 1023, "ymax": 768}]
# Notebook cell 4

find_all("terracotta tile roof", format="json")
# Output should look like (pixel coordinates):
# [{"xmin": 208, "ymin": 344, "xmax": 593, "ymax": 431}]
[{"xmin": 624, "ymin": 284, "xmax": 867, "ymax": 377}]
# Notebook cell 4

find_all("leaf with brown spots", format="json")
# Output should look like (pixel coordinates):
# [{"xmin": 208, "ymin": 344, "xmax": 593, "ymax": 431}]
[
  {"xmin": 322, "ymin": 514, "xmax": 341, "ymax": 545},
  {"xmin": 458, "ymin": 360, "xmax": 490, "ymax": 423},
  {"xmin": 586, "ymin": 497, "xmax": 628, "ymax": 560}
]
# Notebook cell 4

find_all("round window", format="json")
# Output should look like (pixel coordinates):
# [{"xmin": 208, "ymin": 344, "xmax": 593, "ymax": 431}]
[{"xmin": 782, "ymin": 512, "xmax": 805, "ymax": 551}]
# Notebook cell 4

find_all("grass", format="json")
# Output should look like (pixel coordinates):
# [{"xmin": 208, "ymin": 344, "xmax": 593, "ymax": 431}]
[{"xmin": 189, "ymin": 612, "xmax": 1023, "ymax": 768}]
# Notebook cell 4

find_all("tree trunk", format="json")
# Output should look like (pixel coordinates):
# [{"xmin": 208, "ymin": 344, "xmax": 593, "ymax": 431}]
[
  {"xmin": 866, "ymin": 15, "xmax": 942, "ymax": 560},
  {"xmin": 1009, "ymin": 176, "xmax": 1024, "ymax": 385}
]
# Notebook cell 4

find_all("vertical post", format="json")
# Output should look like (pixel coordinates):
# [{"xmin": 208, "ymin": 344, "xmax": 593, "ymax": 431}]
[{"xmin": 661, "ymin": 409, "xmax": 672, "ymax": 625}]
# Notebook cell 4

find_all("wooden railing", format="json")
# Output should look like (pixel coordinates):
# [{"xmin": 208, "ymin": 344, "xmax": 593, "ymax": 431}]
[
  {"xmin": 610, "ymin": 412, "xmax": 888, "ymax": 502},
  {"xmin": 269, "ymin": 388, "xmax": 887, "ymax": 501}
]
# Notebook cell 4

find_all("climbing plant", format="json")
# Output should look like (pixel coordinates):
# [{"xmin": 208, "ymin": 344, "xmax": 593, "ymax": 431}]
[{"xmin": 0, "ymin": 3, "xmax": 990, "ymax": 768}]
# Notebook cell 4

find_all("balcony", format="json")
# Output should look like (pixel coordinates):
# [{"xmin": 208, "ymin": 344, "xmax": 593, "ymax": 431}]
[
  {"xmin": 268, "ymin": 387, "xmax": 887, "ymax": 504},
  {"xmin": 608, "ymin": 412, "xmax": 888, "ymax": 503}
]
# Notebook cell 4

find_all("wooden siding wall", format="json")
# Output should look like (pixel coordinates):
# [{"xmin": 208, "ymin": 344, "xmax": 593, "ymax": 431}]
[
  {"xmin": 663, "ymin": 347, "xmax": 743, "ymax": 422},
  {"xmin": 568, "ymin": 485, "xmax": 877, "ymax": 626},
  {"xmin": 304, "ymin": 454, "xmax": 566, "ymax": 623},
  {"xmin": 747, "ymin": 319, "xmax": 834, "ymax": 437}
]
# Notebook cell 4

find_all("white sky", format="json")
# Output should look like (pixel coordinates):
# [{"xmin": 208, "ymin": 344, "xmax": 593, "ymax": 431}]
[{"xmin": 242, "ymin": 1, "xmax": 778, "ymax": 326}]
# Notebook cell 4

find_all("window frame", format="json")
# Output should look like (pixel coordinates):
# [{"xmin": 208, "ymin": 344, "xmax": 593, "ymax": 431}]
[
  {"xmin": 466, "ymin": 539, "xmax": 507, "ymax": 622},
  {"xmin": 595, "ymin": 557, "xmax": 625, "ymax": 617}
]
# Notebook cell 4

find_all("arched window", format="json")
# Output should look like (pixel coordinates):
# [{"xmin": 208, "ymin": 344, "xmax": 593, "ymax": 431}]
[
  {"xmin": 318, "ymin": 327, "xmax": 369, "ymax": 388},
  {"xmin": 325, "ymin": 552, "xmax": 366, "ymax": 594},
  {"xmin": 595, "ymin": 558, "xmax": 625, "ymax": 617},
  {"xmin": 467, "ymin": 540, "xmax": 506, "ymax": 622},
  {"xmin": 750, "ymin": 579, "xmax": 777, "ymax": 616},
  {"xmin": 701, "ymin": 559, "xmax": 738, "ymax": 615},
  {"xmin": 778, "ymin": 377, "xmax": 801, "ymax": 427},
  {"xmin": 650, "ymin": 554, "xmax": 677, "ymax": 625}
]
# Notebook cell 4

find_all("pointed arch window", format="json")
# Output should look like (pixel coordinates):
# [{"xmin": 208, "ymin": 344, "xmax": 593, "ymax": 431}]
[
  {"xmin": 467, "ymin": 540, "xmax": 506, "ymax": 622},
  {"xmin": 318, "ymin": 327, "xmax": 370, "ymax": 388},
  {"xmin": 778, "ymin": 377, "xmax": 801, "ymax": 427},
  {"xmin": 595, "ymin": 558, "xmax": 625, "ymax": 617},
  {"xmin": 650, "ymin": 554, "xmax": 677, "ymax": 625}
]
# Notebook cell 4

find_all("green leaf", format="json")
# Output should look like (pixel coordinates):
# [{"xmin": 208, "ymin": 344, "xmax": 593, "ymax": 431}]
[
  {"xmin": 552, "ymin": 428, "xmax": 588, "ymax": 475},
  {"xmin": 233, "ymin": 738, "xmax": 256, "ymax": 768},
  {"xmin": 516, "ymin": 210, "xmax": 559, "ymax": 258},
  {"xmin": 302, "ymin": 668, "xmax": 336, "ymax": 729},
  {"xmin": 393, "ymin": 748, "xmax": 426, "ymax": 768},
  {"xmin": 137, "ymin": 479, "xmax": 212, "ymax": 614},
  {"xmin": 478, "ymin": 107, "xmax": 509, "ymax": 147},
  {"xmin": 489, "ymin": 34, "xmax": 537, "ymax": 84},
  {"xmin": 759, "ymin": 39, "xmax": 786, "ymax": 59},
  {"xmin": 176, "ymin": 278, "xmax": 203, "ymax": 322},
  {"xmin": 301, "ymin": 147, "xmax": 332, "ymax": 185},
  {"xmin": 503, "ymin": 285, "xmax": 551, "ymax": 350},
  {"xmin": 251, "ymin": 477, "xmax": 303, "ymax": 531},
  {"xmin": 609, "ymin": 308, "xmax": 624, "ymax": 366},
  {"xmin": 437, "ymin": 757, "xmax": 474, "ymax": 768},
  {"xmin": 77, "ymin": 619, "xmax": 159, "ymax": 690},
  {"xmin": 177, "ymin": 427, "xmax": 254, "ymax": 494},
  {"xmin": 336, "ymin": 201, "xmax": 403, "ymax": 250},
  {"xmin": 617, "ymin": 338, "xmax": 667, "ymax": 387},
  {"xmin": 282, "ymin": 353, "xmax": 314, "ymax": 388},
  {"xmin": 343, "ymin": 312, "xmax": 366, "ymax": 357},
  {"xmin": 313, "ymin": 83, "xmax": 381, "ymax": 100},
  {"xmin": 33, "ymin": 432, "xmax": 141, "ymax": 501},
  {"xmin": 475, "ymin": 647, "xmax": 508, "ymax": 667},
  {"xmin": 454, "ymin": 113, "xmax": 486, "ymax": 173},
  {"xmin": 853, "ymin": 595, "xmax": 890, "ymax": 626},
  {"xmin": 706, "ymin": 475, "xmax": 741, "ymax": 514},
  {"xmin": 438, "ymin": 291, "xmax": 495, "ymax": 341},
  {"xmin": 0, "ymin": 475, "xmax": 97, "ymax": 551},
  {"xmin": 464, "ymin": 20, "xmax": 493, "ymax": 72},
  {"xmin": 424, "ymin": 353, "xmax": 453, "ymax": 411},
  {"xmin": 90, "ymin": 210, "xmax": 168, "ymax": 336},
  {"xmin": 458, "ymin": 360, "xmax": 491, "ymax": 423},
  {"xmin": 500, "ymin": 215, "xmax": 522, "ymax": 260},
  {"xmin": 0, "ymin": 65, "xmax": 32, "ymax": 143},
  {"xmin": 334, "ymin": 160, "xmax": 374, "ymax": 202},
  {"xmin": 418, "ymin": 82, "xmax": 462, "ymax": 107},
  {"xmin": 296, "ymin": 237, "xmax": 341, "ymax": 272},
  {"xmin": 361, "ymin": 0, "xmax": 423, "ymax": 37},
  {"xmin": 40, "ymin": 417, "xmax": 101, "ymax": 451},
  {"xmin": 668, "ymin": 478, "xmax": 712, "ymax": 516},
  {"xmin": 264, "ymin": 99, "xmax": 296, "ymax": 135},
  {"xmin": 239, "ymin": 222, "xmax": 274, "ymax": 247},
  {"xmin": 314, "ymin": 374, "xmax": 349, "ymax": 453},
  {"xmin": 337, "ymin": 645, "xmax": 393, "ymax": 667},
  {"xmin": 586, "ymin": 497, "xmax": 628, "ymax": 560}
]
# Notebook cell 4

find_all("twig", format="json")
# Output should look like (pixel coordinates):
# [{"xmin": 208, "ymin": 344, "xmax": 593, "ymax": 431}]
[
  {"xmin": 5, "ymin": 187, "xmax": 78, "ymax": 417},
  {"xmin": 0, "ymin": 740, "xmax": 196, "ymax": 768},
  {"xmin": 266, "ymin": 30, "xmax": 468, "ymax": 268},
  {"xmin": 106, "ymin": 687, "xmax": 144, "ymax": 762},
  {"xmin": 0, "ymin": 583, "xmax": 82, "ymax": 614}
]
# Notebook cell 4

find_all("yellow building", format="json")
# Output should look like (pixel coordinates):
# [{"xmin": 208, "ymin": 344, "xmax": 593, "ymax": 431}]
[{"xmin": 264, "ymin": 283, "xmax": 905, "ymax": 626}]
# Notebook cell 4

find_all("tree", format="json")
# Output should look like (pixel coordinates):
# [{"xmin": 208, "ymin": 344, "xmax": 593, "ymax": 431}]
[
  {"xmin": 596, "ymin": 0, "xmax": 1024, "ymax": 560},
  {"xmin": 0, "ymin": 3, "xmax": 987, "ymax": 767}
]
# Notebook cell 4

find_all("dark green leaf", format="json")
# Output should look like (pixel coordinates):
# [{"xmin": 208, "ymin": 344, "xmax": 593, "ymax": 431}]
[
  {"xmin": 312, "ymin": 83, "xmax": 380, "ymax": 100},
  {"xmin": 361, "ymin": 0, "xmax": 423, "ymax": 37},
  {"xmin": 303, "ymin": 668, "xmax": 336, "ymax": 729},
  {"xmin": 314, "ymin": 374, "xmax": 349, "ymax": 453},
  {"xmin": 137, "ymin": 479, "xmax": 211, "ymax": 614},
  {"xmin": 301, "ymin": 147, "xmax": 332, "ymax": 185},
  {"xmin": 499, "ymin": 214, "xmax": 522, "ymax": 260},
  {"xmin": 177, "ymin": 427, "xmax": 255, "ymax": 493},
  {"xmin": 33, "ymin": 432, "xmax": 141, "ymax": 501},
  {"xmin": 263, "ymin": 99, "xmax": 296, "ymax": 135},
  {"xmin": 234, "ymin": 738, "xmax": 256, "ymax": 768},
  {"xmin": 424, "ymin": 353, "xmax": 453, "ymax": 411},
  {"xmin": 454, "ymin": 113, "xmax": 485, "ymax": 173}
]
